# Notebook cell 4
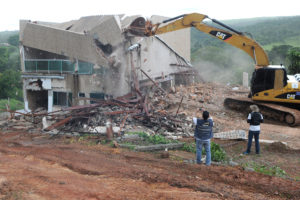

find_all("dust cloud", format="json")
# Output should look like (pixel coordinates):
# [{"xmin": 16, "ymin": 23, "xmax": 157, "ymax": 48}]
[
  {"xmin": 193, "ymin": 47, "xmax": 254, "ymax": 85},
  {"xmin": 103, "ymin": 46, "xmax": 130, "ymax": 97}
]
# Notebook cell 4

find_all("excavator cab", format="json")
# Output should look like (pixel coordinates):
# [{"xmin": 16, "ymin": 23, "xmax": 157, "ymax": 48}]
[{"xmin": 250, "ymin": 66, "xmax": 288, "ymax": 97}]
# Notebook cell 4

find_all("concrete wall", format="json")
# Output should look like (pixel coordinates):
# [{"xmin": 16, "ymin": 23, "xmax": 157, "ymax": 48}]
[
  {"xmin": 136, "ymin": 37, "xmax": 190, "ymax": 81},
  {"xmin": 20, "ymin": 22, "xmax": 109, "ymax": 67},
  {"xmin": 150, "ymin": 16, "xmax": 191, "ymax": 62},
  {"xmin": 158, "ymin": 29, "xmax": 191, "ymax": 62}
]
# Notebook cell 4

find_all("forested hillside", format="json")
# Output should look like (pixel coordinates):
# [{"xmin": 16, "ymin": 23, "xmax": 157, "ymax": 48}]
[
  {"xmin": 0, "ymin": 31, "xmax": 23, "ymax": 111},
  {"xmin": 191, "ymin": 16, "xmax": 300, "ymax": 84},
  {"xmin": 0, "ymin": 31, "xmax": 18, "ymax": 44}
]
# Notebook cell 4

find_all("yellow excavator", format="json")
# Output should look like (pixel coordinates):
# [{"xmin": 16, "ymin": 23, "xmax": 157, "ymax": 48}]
[{"xmin": 126, "ymin": 13, "xmax": 300, "ymax": 126}]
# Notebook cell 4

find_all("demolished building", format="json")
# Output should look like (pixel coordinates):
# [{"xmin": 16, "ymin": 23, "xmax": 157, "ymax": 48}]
[{"xmin": 19, "ymin": 15, "xmax": 194, "ymax": 112}]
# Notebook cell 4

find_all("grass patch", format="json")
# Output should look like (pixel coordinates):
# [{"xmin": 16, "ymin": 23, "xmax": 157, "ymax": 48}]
[
  {"xmin": 126, "ymin": 132, "xmax": 176, "ymax": 145},
  {"xmin": 0, "ymin": 98, "xmax": 23, "ymax": 112},
  {"xmin": 118, "ymin": 142, "xmax": 136, "ymax": 150},
  {"xmin": 181, "ymin": 141, "xmax": 226, "ymax": 162},
  {"xmin": 78, "ymin": 134, "xmax": 90, "ymax": 142},
  {"xmin": 66, "ymin": 134, "xmax": 99, "ymax": 146},
  {"xmin": 182, "ymin": 143, "xmax": 196, "ymax": 153},
  {"xmin": 243, "ymin": 162, "xmax": 287, "ymax": 178},
  {"xmin": 253, "ymin": 164, "xmax": 287, "ymax": 177}
]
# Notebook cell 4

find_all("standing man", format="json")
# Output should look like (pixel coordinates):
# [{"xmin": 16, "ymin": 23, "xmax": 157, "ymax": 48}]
[
  {"xmin": 243, "ymin": 105, "xmax": 264, "ymax": 155},
  {"xmin": 193, "ymin": 110, "xmax": 214, "ymax": 165}
]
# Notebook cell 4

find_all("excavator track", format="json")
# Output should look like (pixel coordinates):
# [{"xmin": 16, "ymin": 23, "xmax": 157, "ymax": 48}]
[{"xmin": 224, "ymin": 97, "xmax": 300, "ymax": 126}]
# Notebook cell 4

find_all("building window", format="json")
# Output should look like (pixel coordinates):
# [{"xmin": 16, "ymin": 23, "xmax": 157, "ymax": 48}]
[
  {"xmin": 53, "ymin": 91, "xmax": 72, "ymax": 106},
  {"xmin": 90, "ymin": 93, "xmax": 105, "ymax": 104},
  {"xmin": 78, "ymin": 93, "xmax": 85, "ymax": 97},
  {"xmin": 78, "ymin": 61, "xmax": 94, "ymax": 74}
]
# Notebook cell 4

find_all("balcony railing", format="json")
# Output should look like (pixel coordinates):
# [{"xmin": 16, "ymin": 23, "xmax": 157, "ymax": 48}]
[
  {"xmin": 24, "ymin": 59, "xmax": 94, "ymax": 74},
  {"xmin": 24, "ymin": 59, "xmax": 75, "ymax": 73}
]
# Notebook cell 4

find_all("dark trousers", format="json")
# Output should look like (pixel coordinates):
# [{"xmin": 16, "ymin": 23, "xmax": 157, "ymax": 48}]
[{"xmin": 246, "ymin": 130, "xmax": 260, "ymax": 154}]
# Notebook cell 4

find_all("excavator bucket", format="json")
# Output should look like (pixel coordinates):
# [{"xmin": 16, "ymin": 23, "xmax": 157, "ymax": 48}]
[{"xmin": 127, "ymin": 17, "xmax": 147, "ymax": 37}]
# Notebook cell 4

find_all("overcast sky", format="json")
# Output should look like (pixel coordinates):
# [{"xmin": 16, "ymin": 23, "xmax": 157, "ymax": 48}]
[{"xmin": 1, "ymin": 0, "xmax": 299, "ymax": 31}]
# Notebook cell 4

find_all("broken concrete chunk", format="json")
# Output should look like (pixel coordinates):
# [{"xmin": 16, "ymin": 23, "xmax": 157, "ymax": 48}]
[
  {"xmin": 112, "ymin": 127, "xmax": 120, "ymax": 133},
  {"xmin": 87, "ymin": 126, "xmax": 121, "ymax": 134},
  {"xmin": 88, "ymin": 126, "xmax": 106, "ymax": 134},
  {"xmin": 42, "ymin": 116, "xmax": 53, "ymax": 130},
  {"xmin": 165, "ymin": 135, "xmax": 182, "ymax": 140},
  {"xmin": 116, "ymin": 134, "xmax": 141, "ymax": 142},
  {"xmin": 214, "ymin": 130, "xmax": 247, "ymax": 140},
  {"xmin": 47, "ymin": 129, "xmax": 59, "ymax": 135},
  {"xmin": 0, "ymin": 112, "xmax": 10, "ymax": 120},
  {"xmin": 90, "ymin": 15, "xmax": 122, "ymax": 47},
  {"xmin": 134, "ymin": 143, "xmax": 184, "ymax": 152}
]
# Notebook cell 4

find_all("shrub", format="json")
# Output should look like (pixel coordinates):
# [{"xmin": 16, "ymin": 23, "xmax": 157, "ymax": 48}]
[
  {"xmin": 211, "ymin": 142, "xmax": 226, "ymax": 162},
  {"xmin": 0, "ymin": 98, "xmax": 23, "ymax": 112},
  {"xmin": 182, "ymin": 143, "xmax": 196, "ymax": 153}
]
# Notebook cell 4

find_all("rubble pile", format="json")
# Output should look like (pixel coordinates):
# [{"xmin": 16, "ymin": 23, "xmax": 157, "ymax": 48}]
[
  {"xmin": 0, "ymin": 87, "xmax": 193, "ymax": 138},
  {"xmin": 1, "ymin": 82, "xmax": 249, "ymax": 138}
]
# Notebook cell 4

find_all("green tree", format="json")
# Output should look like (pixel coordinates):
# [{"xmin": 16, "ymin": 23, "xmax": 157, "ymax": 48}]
[
  {"xmin": 287, "ymin": 47, "xmax": 300, "ymax": 74},
  {"xmin": 0, "ymin": 47, "xmax": 9, "ymax": 72},
  {"xmin": 0, "ymin": 46, "xmax": 20, "ymax": 72},
  {"xmin": 8, "ymin": 48, "xmax": 20, "ymax": 71},
  {"xmin": 7, "ymin": 34, "xmax": 19, "ymax": 47},
  {"xmin": 267, "ymin": 45, "xmax": 293, "ymax": 65},
  {"xmin": 0, "ymin": 69, "xmax": 23, "ymax": 100}
]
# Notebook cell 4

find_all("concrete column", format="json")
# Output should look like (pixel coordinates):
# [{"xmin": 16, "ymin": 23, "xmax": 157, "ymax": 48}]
[
  {"xmin": 243, "ymin": 72, "xmax": 248, "ymax": 88},
  {"xmin": 170, "ymin": 75, "xmax": 175, "ymax": 87},
  {"xmin": 23, "ymin": 80, "xmax": 30, "ymax": 112},
  {"xmin": 75, "ymin": 59, "xmax": 79, "ymax": 72},
  {"xmin": 85, "ymin": 93, "xmax": 90, "ymax": 105},
  {"xmin": 48, "ymin": 90, "xmax": 53, "ymax": 112},
  {"xmin": 19, "ymin": 45, "xmax": 25, "ymax": 71}
]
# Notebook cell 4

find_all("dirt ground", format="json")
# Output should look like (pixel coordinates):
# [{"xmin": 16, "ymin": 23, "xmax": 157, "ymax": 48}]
[
  {"xmin": 0, "ymin": 131, "xmax": 299, "ymax": 200},
  {"xmin": 0, "ymin": 82, "xmax": 300, "ymax": 200}
]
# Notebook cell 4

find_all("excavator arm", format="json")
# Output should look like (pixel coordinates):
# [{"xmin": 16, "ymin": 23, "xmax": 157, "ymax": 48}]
[{"xmin": 127, "ymin": 13, "xmax": 269, "ymax": 67}]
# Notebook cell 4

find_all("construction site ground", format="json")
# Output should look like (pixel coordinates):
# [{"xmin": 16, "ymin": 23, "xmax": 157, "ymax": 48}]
[{"xmin": 0, "ymin": 82, "xmax": 300, "ymax": 200}]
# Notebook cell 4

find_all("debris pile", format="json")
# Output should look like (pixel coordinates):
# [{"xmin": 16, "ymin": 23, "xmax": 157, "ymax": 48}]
[
  {"xmin": 0, "ymin": 87, "xmax": 193, "ymax": 138},
  {"xmin": 1, "ymin": 82, "xmax": 250, "ymax": 139}
]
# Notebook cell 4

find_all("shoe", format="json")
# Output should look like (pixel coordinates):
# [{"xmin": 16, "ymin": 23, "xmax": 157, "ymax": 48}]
[{"xmin": 243, "ymin": 151, "xmax": 249, "ymax": 155}]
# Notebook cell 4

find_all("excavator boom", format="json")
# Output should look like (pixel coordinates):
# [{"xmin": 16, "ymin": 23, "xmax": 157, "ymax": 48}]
[{"xmin": 127, "ymin": 13, "xmax": 269, "ymax": 66}]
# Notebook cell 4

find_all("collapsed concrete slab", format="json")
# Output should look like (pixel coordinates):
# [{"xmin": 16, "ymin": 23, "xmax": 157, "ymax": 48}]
[{"xmin": 20, "ymin": 22, "xmax": 110, "ymax": 67}]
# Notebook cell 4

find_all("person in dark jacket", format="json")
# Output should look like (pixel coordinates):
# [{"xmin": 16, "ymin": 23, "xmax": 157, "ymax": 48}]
[
  {"xmin": 243, "ymin": 105, "xmax": 264, "ymax": 155},
  {"xmin": 193, "ymin": 110, "xmax": 214, "ymax": 165}
]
